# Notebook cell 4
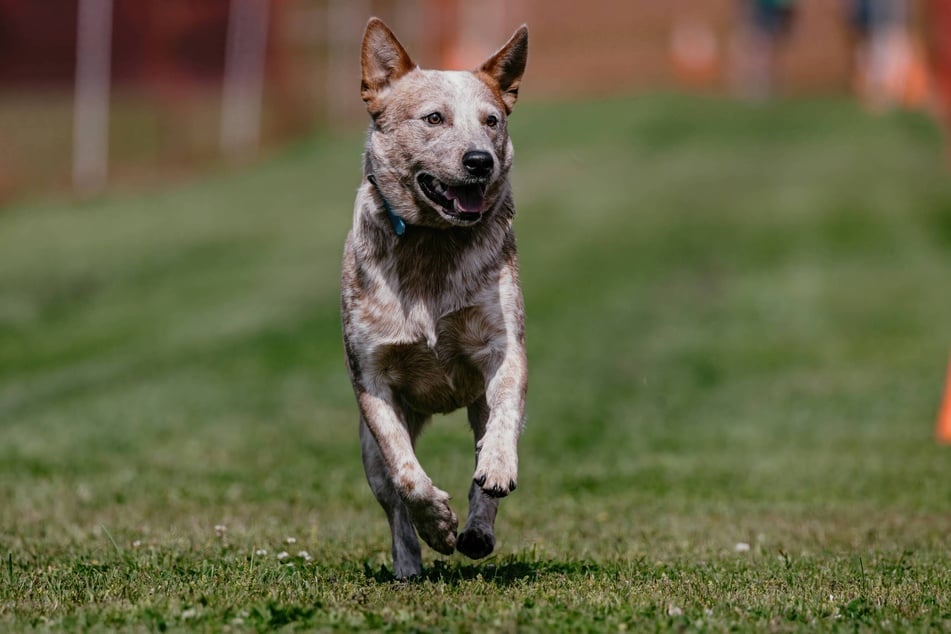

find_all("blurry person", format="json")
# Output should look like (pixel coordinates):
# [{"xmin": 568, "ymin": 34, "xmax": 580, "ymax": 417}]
[
  {"xmin": 670, "ymin": 16, "xmax": 720, "ymax": 89},
  {"xmin": 844, "ymin": 0, "xmax": 928, "ymax": 110},
  {"xmin": 730, "ymin": 0, "xmax": 798, "ymax": 100},
  {"xmin": 926, "ymin": 0, "xmax": 951, "ymax": 159}
]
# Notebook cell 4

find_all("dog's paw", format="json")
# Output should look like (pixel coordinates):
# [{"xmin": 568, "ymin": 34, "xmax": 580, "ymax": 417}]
[
  {"xmin": 392, "ymin": 560, "xmax": 423, "ymax": 580},
  {"xmin": 405, "ymin": 486, "xmax": 458, "ymax": 556},
  {"xmin": 456, "ymin": 527, "xmax": 495, "ymax": 560},
  {"xmin": 473, "ymin": 444, "xmax": 518, "ymax": 498}
]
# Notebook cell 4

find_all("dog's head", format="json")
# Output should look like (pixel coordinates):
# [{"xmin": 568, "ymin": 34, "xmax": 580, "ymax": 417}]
[{"xmin": 360, "ymin": 18, "xmax": 528, "ymax": 229}]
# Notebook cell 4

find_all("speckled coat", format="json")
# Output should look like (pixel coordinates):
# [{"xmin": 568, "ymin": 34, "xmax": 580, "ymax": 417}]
[{"xmin": 340, "ymin": 18, "xmax": 529, "ymax": 578}]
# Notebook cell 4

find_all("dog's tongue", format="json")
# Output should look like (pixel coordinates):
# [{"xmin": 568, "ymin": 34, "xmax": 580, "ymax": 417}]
[{"xmin": 446, "ymin": 184, "xmax": 485, "ymax": 214}]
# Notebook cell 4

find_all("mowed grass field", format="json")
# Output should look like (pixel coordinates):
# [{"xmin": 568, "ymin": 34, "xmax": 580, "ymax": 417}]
[{"xmin": 2, "ymin": 95, "xmax": 951, "ymax": 631}]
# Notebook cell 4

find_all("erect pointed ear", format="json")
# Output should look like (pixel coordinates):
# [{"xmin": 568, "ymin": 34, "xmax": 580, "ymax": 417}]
[
  {"xmin": 361, "ymin": 18, "xmax": 415, "ymax": 115},
  {"xmin": 477, "ymin": 25, "xmax": 528, "ymax": 113}
]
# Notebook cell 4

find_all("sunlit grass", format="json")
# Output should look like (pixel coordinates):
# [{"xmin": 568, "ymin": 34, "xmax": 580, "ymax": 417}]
[{"xmin": 2, "ymin": 94, "xmax": 951, "ymax": 630}]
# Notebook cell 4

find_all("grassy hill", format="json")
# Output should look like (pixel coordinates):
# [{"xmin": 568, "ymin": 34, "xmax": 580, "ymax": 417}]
[{"xmin": 2, "ymin": 95, "xmax": 951, "ymax": 630}]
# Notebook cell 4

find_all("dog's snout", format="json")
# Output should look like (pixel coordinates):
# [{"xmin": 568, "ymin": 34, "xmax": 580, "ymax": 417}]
[{"xmin": 463, "ymin": 150, "xmax": 494, "ymax": 177}]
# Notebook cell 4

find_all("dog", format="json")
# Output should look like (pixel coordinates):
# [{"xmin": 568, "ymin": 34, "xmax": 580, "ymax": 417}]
[{"xmin": 341, "ymin": 17, "xmax": 529, "ymax": 579}]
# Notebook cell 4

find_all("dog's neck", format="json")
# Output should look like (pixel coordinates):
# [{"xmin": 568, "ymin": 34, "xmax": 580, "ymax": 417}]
[{"xmin": 366, "ymin": 174, "xmax": 406, "ymax": 237}]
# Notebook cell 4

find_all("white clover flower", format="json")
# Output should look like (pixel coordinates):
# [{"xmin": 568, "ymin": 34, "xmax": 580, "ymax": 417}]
[
  {"xmin": 734, "ymin": 542, "xmax": 750, "ymax": 552},
  {"xmin": 254, "ymin": 548, "xmax": 268, "ymax": 556},
  {"xmin": 214, "ymin": 524, "xmax": 227, "ymax": 537},
  {"xmin": 285, "ymin": 537, "xmax": 297, "ymax": 545},
  {"xmin": 277, "ymin": 551, "xmax": 290, "ymax": 560},
  {"xmin": 297, "ymin": 550, "xmax": 312, "ymax": 562}
]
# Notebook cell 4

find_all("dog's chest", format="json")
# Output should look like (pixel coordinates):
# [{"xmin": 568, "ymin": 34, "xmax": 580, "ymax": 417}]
[
  {"xmin": 343, "ymin": 225, "xmax": 513, "ymax": 414},
  {"xmin": 368, "ymin": 304, "xmax": 501, "ymax": 413}
]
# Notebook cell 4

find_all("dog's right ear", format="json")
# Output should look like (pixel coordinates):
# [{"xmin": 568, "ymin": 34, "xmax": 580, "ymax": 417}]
[{"xmin": 361, "ymin": 18, "xmax": 415, "ymax": 116}]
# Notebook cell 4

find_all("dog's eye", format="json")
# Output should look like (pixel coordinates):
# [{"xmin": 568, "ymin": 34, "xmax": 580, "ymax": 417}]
[
  {"xmin": 424, "ymin": 112, "xmax": 444, "ymax": 125},
  {"xmin": 485, "ymin": 115, "xmax": 499, "ymax": 128}
]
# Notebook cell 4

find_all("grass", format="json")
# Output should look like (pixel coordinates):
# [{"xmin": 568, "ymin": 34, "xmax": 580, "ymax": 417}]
[{"xmin": 2, "ymin": 93, "xmax": 951, "ymax": 631}]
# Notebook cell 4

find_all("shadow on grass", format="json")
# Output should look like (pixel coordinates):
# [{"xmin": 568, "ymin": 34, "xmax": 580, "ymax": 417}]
[{"xmin": 364, "ymin": 557, "xmax": 601, "ymax": 586}]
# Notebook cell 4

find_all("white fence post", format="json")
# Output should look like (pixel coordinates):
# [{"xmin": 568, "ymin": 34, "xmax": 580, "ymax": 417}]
[
  {"xmin": 221, "ymin": 0, "xmax": 270, "ymax": 162},
  {"xmin": 73, "ymin": 0, "xmax": 114, "ymax": 195}
]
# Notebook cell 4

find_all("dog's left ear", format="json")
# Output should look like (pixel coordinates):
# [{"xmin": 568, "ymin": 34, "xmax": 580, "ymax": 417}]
[{"xmin": 477, "ymin": 25, "xmax": 528, "ymax": 114}]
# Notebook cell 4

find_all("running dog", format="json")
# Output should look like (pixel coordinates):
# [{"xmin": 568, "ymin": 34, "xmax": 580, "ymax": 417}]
[{"xmin": 341, "ymin": 18, "xmax": 529, "ymax": 578}]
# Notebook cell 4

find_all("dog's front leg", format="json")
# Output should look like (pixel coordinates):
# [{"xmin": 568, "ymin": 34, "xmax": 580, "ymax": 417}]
[
  {"xmin": 473, "ymin": 267, "xmax": 528, "ymax": 498},
  {"xmin": 473, "ymin": 353, "xmax": 526, "ymax": 498},
  {"xmin": 357, "ymin": 387, "xmax": 458, "ymax": 556}
]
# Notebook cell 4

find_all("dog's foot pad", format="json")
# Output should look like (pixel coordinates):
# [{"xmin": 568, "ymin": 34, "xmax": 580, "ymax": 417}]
[{"xmin": 456, "ymin": 528, "xmax": 495, "ymax": 559}]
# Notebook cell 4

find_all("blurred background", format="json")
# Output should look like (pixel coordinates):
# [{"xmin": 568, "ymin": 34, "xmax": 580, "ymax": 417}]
[
  {"xmin": 2, "ymin": 0, "xmax": 950, "ymax": 202},
  {"xmin": 4, "ymin": 3, "xmax": 951, "ymax": 627}
]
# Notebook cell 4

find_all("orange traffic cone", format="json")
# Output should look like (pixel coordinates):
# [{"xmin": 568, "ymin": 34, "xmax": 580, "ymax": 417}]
[{"xmin": 936, "ymin": 355, "xmax": 951, "ymax": 444}]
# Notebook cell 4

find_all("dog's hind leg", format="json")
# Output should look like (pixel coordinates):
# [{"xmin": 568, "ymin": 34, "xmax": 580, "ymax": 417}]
[
  {"xmin": 457, "ymin": 396, "xmax": 500, "ymax": 560},
  {"xmin": 359, "ymin": 418, "xmax": 422, "ymax": 578}
]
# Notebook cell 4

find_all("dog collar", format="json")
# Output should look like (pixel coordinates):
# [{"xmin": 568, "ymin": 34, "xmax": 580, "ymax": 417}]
[{"xmin": 367, "ymin": 174, "xmax": 406, "ymax": 237}]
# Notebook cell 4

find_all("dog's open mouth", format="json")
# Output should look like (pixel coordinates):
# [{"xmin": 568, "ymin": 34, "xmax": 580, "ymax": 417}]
[{"xmin": 417, "ymin": 174, "xmax": 486, "ymax": 222}]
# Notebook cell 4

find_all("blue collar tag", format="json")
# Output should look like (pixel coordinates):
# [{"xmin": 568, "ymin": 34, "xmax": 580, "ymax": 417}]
[{"xmin": 367, "ymin": 175, "xmax": 406, "ymax": 236}]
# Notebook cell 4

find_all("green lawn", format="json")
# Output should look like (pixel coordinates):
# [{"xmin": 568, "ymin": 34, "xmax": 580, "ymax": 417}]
[{"xmin": 2, "ymin": 95, "xmax": 951, "ymax": 631}]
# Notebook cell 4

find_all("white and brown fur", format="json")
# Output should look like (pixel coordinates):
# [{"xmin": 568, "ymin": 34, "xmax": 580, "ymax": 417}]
[{"xmin": 341, "ymin": 18, "xmax": 529, "ymax": 578}]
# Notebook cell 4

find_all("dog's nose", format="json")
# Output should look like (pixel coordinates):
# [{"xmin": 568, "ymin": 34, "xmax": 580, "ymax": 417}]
[{"xmin": 462, "ymin": 150, "xmax": 494, "ymax": 177}]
